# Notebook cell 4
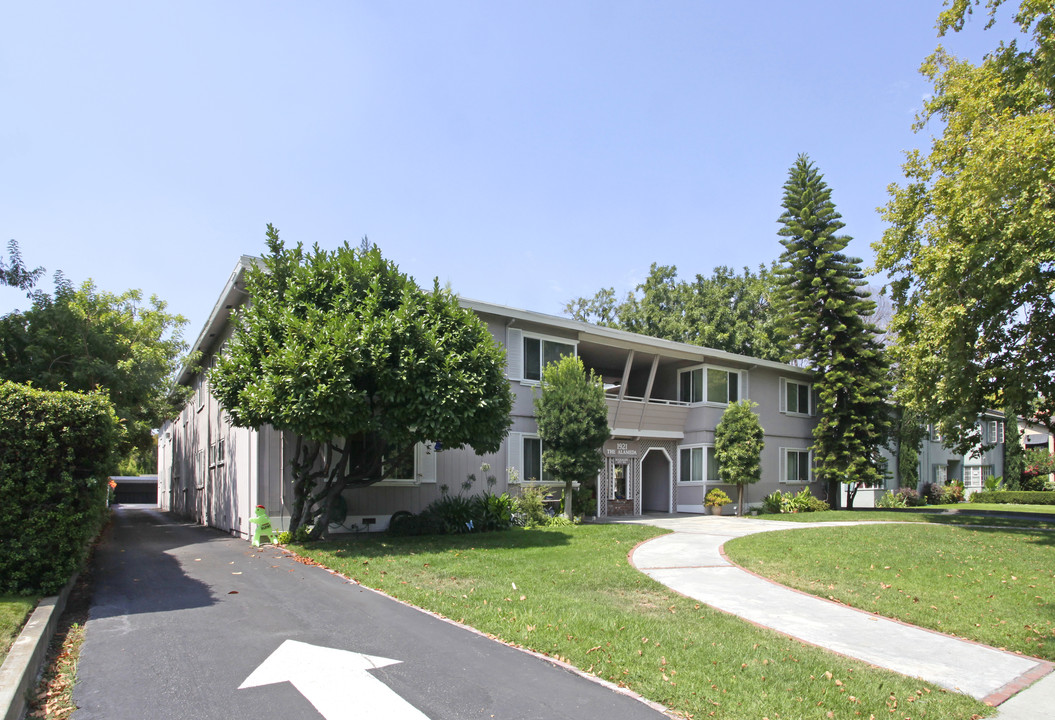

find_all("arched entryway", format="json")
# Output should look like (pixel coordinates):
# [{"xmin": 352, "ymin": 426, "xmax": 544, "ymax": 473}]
[{"xmin": 641, "ymin": 447, "xmax": 672, "ymax": 513}]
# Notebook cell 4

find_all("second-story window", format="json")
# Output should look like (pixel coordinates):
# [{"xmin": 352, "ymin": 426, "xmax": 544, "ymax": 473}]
[
  {"xmin": 679, "ymin": 366, "xmax": 739, "ymax": 405},
  {"xmin": 523, "ymin": 336, "xmax": 575, "ymax": 381}
]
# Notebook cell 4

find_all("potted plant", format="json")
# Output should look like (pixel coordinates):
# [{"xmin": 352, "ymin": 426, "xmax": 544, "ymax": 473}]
[{"xmin": 704, "ymin": 488, "xmax": 732, "ymax": 516}]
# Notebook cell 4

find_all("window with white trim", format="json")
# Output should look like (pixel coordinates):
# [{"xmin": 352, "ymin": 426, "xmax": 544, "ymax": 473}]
[
  {"xmin": 679, "ymin": 366, "xmax": 740, "ymax": 405},
  {"xmin": 781, "ymin": 448, "xmax": 812, "ymax": 484},
  {"xmin": 985, "ymin": 420, "xmax": 1004, "ymax": 445},
  {"xmin": 522, "ymin": 435, "xmax": 553, "ymax": 482},
  {"xmin": 377, "ymin": 442, "xmax": 438, "ymax": 485},
  {"xmin": 780, "ymin": 378, "xmax": 811, "ymax": 416},
  {"xmin": 934, "ymin": 464, "xmax": 948, "ymax": 484},
  {"xmin": 964, "ymin": 465, "xmax": 993, "ymax": 489},
  {"xmin": 679, "ymin": 445, "xmax": 719, "ymax": 483},
  {"xmin": 523, "ymin": 335, "xmax": 576, "ymax": 382}
]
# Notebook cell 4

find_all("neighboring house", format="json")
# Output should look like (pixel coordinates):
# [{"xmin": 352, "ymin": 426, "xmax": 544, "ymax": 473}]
[
  {"xmin": 158, "ymin": 257, "xmax": 821, "ymax": 539},
  {"xmin": 879, "ymin": 410, "xmax": 1009, "ymax": 501}
]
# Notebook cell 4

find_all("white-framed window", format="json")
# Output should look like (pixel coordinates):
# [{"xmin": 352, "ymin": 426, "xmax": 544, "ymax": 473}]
[
  {"xmin": 678, "ymin": 365, "xmax": 740, "ymax": 406},
  {"xmin": 934, "ymin": 464, "xmax": 948, "ymax": 484},
  {"xmin": 376, "ymin": 441, "xmax": 439, "ymax": 486},
  {"xmin": 780, "ymin": 447, "xmax": 812, "ymax": 484},
  {"xmin": 522, "ymin": 435, "xmax": 553, "ymax": 482},
  {"xmin": 522, "ymin": 334, "xmax": 577, "ymax": 382},
  {"xmin": 964, "ymin": 465, "xmax": 993, "ymax": 489},
  {"xmin": 931, "ymin": 424, "xmax": 942, "ymax": 443},
  {"xmin": 679, "ymin": 445, "xmax": 719, "ymax": 483},
  {"xmin": 779, "ymin": 378, "xmax": 812, "ymax": 416},
  {"xmin": 984, "ymin": 420, "xmax": 1004, "ymax": 445}
]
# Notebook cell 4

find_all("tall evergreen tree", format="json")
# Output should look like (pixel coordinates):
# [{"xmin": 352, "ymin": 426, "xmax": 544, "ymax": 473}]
[
  {"xmin": 1003, "ymin": 410, "xmax": 1025, "ymax": 490},
  {"xmin": 775, "ymin": 155, "xmax": 889, "ymax": 508}
]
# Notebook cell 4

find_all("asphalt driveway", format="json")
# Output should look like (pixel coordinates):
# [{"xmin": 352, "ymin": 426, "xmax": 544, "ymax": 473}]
[{"xmin": 73, "ymin": 507, "xmax": 668, "ymax": 720}]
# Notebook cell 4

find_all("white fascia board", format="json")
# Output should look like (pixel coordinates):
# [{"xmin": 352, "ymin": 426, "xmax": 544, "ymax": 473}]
[
  {"xmin": 176, "ymin": 255, "xmax": 261, "ymax": 386},
  {"xmin": 459, "ymin": 297, "xmax": 812, "ymax": 377}
]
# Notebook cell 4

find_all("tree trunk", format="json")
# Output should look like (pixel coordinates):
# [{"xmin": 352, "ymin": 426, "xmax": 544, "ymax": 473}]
[
  {"xmin": 845, "ymin": 482, "xmax": 857, "ymax": 510},
  {"xmin": 564, "ymin": 480, "xmax": 574, "ymax": 519},
  {"xmin": 736, "ymin": 484, "xmax": 745, "ymax": 516}
]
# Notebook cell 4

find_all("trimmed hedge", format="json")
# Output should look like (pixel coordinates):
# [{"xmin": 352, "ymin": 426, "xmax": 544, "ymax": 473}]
[
  {"xmin": 0, "ymin": 381, "xmax": 119, "ymax": 594},
  {"xmin": 969, "ymin": 490, "xmax": 1055, "ymax": 506}
]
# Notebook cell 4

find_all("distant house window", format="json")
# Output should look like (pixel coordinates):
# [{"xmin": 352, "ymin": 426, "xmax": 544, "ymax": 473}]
[
  {"xmin": 964, "ymin": 465, "xmax": 993, "ymax": 489},
  {"xmin": 522, "ymin": 436, "xmax": 552, "ymax": 482},
  {"xmin": 781, "ymin": 379, "xmax": 811, "ymax": 416},
  {"xmin": 985, "ymin": 420, "xmax": 1004, "ymax": 445},
  {"xmin": 679, "ymin": 366, "xmax": 740, "ymax": 405},
  {"xmin": 523, "ymin": 336, "xmax": 576, "ymax": 382},
  {"xmin": 935, "ymin": 464, "xmax": 948, "ymax": 484},
  {"xmin": 679, "ymin": 445, "xmax": 719, "ymax": 483},
  {"xmin": 782, "ymin": 448, "xmax": 811, "ymax": 484}
]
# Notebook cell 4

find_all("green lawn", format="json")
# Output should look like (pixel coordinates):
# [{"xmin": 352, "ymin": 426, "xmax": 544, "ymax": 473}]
[
  {"xmin": 756, "ymin": 509, "xmax": 1055, "ymax": 530},
  {"xmin": 725, "ymin": 523, "xmax": 1055, "ymax": 661},
  {"xmin": 939, "ymin": 503, "xmax": 1055, "ymax": 515},
  {"xmin": 1, "ymin": 595, "xmax": 38, "ymax": 663},
  {"xmin": 291, "ymin": 526, "xmax": 991, "ymax": 719}
]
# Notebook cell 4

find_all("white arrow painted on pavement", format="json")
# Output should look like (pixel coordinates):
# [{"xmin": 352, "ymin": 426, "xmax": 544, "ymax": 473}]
[{"xmin": 239, "ymin": 639, "xmax": 430, "ymax": 719}]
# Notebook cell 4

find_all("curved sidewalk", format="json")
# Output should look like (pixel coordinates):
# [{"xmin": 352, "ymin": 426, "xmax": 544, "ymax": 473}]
[{"xmin": 623, "ymin": 515, "xmax": 1053, "ymax": 714}]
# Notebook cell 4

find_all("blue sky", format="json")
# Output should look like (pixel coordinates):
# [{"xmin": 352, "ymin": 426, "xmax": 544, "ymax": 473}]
[{"xmin": 1, "ymin": 1, "xmax": 1009, "ymax": 341}]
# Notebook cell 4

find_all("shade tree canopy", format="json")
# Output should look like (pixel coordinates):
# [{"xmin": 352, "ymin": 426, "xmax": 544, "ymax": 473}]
[
  {"xmin": 209, "ymin": 225, "xmax": 513, "ymax": 537},
  {"xmin": 875, "ymin": 0, "xmax": 1055, "ymax": 448},
  {"xmin": 565, "ymin": 263, "xmax": 788, "ymax": 362},
  {"xmin": 0, "ymin": 241, "xmax": 191, "ymax": 456}
]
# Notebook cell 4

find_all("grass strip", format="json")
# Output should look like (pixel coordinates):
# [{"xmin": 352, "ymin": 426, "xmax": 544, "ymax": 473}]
[
  {"xmin": 292, "ymin": 525, "xmax": 991, "ymax": 719},
  {"xmin": 0, "ymin": 595, "xmax": 38, "ymax": 663},
  {"xmin": 934, "ymin": 503, "xmax": 1055, "ymax": 516},
  {"xmin": 725, "ymin": 523, "xmax": 1055, "ymax": 661},
  {"xmin": 755, "ymin": 509, "xmax": 1055, "ymax": 530}
]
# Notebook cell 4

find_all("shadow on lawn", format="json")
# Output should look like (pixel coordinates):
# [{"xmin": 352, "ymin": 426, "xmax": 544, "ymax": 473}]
[{"xmin": 312, "ymin": 527, "xmax": 578, "ymax": 557}]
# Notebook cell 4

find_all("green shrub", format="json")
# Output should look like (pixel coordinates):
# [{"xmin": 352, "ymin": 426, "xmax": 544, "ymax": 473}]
[
  {"xmin": 514, "ymin": 486, "xmax": 551, "ymax": 527},
  {"xmin": 0, "ymin": 381, "xmax": 119, "ymax": 595},
  {"xmin": 704, "ymin": 488, "xmax": 732, "ymax": 507},
  {"xmin": 761, "ymin": 487, "xmax": 830, "ymax": 514},
  {"xmin": 876, "ymin": 490, "xmax": 908, "ymax": 508},
  {"xmin": 275, "ymin": 531, "xmax": 292, "ymax": 544},
  {"xmin": 896, "ymin": 487, "xmax": 924, "ymax": 506},
  {"xmin": 943, "ymin": 481, "xmax": 965, "ymax": 503},
  {"xmin": 474, "ymin": 492, "xmax": 515, "ymax": 532},
  {"xmin": 761, "ymin": 491, "xmax": 783, "ymax": 514},
  {"xmin": 969, "ymin": 490, "xmax": 1055, "ymax": 505}
]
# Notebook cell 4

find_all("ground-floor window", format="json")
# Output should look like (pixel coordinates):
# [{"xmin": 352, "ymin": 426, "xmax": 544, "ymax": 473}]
[
  {"xmin": 964, "ymin": 465, "xmax": 993, "ymax": 489},
  {"xmin": 523, "ymin": 436, "xmax": 552, "ymax": 483},
  {"xmin": 679, "ymin": 445, "xmax": 718, "ymax": 483},
  {"xmin": 934, "ymin": 464, "xmax": 948, "ymax": 485},
  {"xmin": 781, "ymin": 448, "xmax": 811, "ymax": 484}
]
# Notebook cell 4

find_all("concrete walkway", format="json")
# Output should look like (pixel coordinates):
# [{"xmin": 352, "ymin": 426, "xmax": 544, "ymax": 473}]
[{"xmin": 619, "ymin": 515, "xmax": 1053, "ymax": 716}]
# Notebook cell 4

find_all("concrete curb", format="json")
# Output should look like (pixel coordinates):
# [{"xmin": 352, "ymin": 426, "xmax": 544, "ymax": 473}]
[{"xmin": 0, "ymin": 573, "xmax": 78, "ymax": 720}]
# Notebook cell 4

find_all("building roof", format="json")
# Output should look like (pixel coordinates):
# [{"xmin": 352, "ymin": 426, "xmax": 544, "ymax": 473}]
[{"xmin": 176, "ymin": 256, "xmax": 811, "ymax": 387}]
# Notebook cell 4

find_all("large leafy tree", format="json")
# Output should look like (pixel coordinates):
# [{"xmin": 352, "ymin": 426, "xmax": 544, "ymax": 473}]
[
  {"xmin": 713, "ymin": 400, "xmax": 765, "ymax": 516},
  {"xmin": 0, "ymin": 242, "xmax": 190, "ymax": 456},
  {"xmin": 776, "ymin": 155, "xmax": 889, "ymax": 508},
  {"xmin": 565, "ymin": 263, "xmax": 788, "ymax": 361},
  {"xmin": 210, "ymin": 226, "xmax": 513, "ymax": 538},
  {"xmin": 875, "ymin": 0, "xmax": 1055, "ymax": 447},
  {"xmin": 534, "ymin": 354, "xmax": 610, "ymax": 520}
]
